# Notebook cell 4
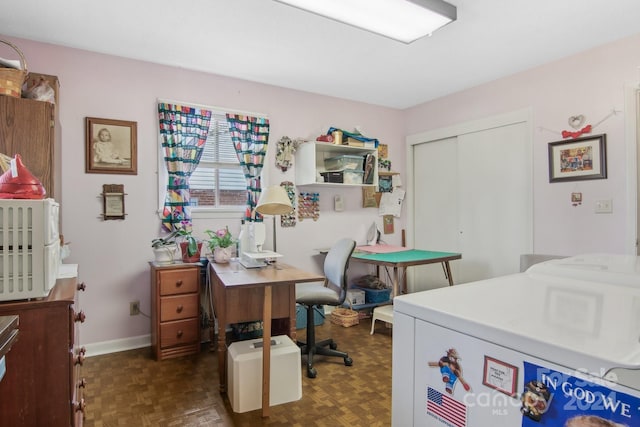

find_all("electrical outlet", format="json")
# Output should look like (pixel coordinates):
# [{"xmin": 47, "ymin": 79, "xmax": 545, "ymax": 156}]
[{"xmin": 130, "ymin": 300, "xmax": 140, "ymax": 316}]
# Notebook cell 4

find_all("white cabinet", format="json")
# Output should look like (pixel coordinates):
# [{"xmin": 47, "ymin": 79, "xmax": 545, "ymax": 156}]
[{"xmin": 295, "ymin": 141, "xmax": 378, "ymax": 187}]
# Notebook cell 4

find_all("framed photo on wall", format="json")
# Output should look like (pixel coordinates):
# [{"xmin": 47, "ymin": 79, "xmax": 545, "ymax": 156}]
[
  {"xmin": 548, "ymin": 134, "xmax": 606, "ymax": 183},
  {"xmin": 85, "ymin": 117, "xmax": 138, "ymax": 175}
]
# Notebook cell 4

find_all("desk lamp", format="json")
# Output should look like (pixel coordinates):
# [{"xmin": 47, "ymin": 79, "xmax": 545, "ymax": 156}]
[{"xmin": 255, "ymin": 185, "xmax": 293, "ymax": 253}]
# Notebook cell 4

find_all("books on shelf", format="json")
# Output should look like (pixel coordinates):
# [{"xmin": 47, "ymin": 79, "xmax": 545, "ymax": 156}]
[{"xmin": 345, "ymin": 137, "xmax": 376, "ymax": 148}]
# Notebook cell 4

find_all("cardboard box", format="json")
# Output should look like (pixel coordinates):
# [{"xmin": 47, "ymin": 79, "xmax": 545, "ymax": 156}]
[
  {"xmin": 346, "ymin": 289, "xmax": 366, "ymax": 306},
  {"xmin": 227, "ymin": 335, "xmax": 301, "ymax": 413}
]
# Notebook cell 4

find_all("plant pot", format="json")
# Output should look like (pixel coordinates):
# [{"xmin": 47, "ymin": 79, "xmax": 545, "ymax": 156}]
[
  {"xmin": 180, "ymin": 242, "xmax": 202, "ymax": 263},
  {"xmin": 153, "ymin": 244, "xmax": 178, "ymax": 265},
  {"xmin": 213, "ymin": 246, "xmax": 232, "ymax": 264}
]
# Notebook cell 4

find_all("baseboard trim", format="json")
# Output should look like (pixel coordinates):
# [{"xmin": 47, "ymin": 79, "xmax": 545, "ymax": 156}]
[{"xmin": 84, "ymin": 334, "xmax": 151, "ymax": 357}]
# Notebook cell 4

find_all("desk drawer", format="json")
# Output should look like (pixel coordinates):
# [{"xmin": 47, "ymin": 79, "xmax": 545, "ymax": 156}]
[
  {"xmin": 160, "ymin": 294, "xmax": 198, "ymax": 322},
  {"xmin": 160, "ymin": 318, "xmax": 199, "ymax": 348},
  {"xmin": 158, "ymin": 269, "xmax": 198, "ymax": 296}
]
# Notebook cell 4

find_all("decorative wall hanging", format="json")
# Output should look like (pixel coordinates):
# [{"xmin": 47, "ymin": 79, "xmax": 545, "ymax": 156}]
[
  {"xmin": 548, "ymin": 134, "xmax": 607, "ymax": 183},
  {"xmin": 101, "ymin": 184, "xmax": 126, "ymax": 220},
  {"xmin": 280, "ymin": 181, "xmax": 297, "ymax": 227},
  {"xmin": 538, "ymin": 109, "xmax": 621, "ymax": 139},
  {"xmin": 86, "ymin": 117, "xmax": 137, "ymax": 175},
  {"xmin": 275, "ymin": 136, "xmax": 301, "ymax": 172},
  {"xmin": 362, "ymin": 186, "xmax": 378, "ymax": 208},
  {"xmin": 298, "ymin": 192, "xmax": 319, "ymax": 221}
]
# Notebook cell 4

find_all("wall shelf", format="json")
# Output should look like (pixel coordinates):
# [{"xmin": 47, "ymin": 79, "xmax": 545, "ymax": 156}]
[{"xmin": 295, "ymin": 141, "xmax": 378, "ymax": 187}]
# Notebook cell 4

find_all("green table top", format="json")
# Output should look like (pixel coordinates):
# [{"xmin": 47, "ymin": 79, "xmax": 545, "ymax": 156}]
[{"xmin": 351, "ymin": 249, "xmax": 461, "ymax": 264}]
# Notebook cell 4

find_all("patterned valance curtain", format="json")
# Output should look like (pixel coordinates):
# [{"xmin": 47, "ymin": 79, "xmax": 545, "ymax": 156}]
[
  {"xmin": 158, "ymin": 103, "xmax": 212, "ymax": 231},
  {"xmin": 226, "ymin": 114, "xmax": 270, "ymax": 222}
]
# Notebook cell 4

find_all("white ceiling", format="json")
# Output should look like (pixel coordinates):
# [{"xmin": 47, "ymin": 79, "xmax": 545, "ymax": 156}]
[{"xmin": 1, "ymin": 0, "xmax": 640, "ymax": 109}]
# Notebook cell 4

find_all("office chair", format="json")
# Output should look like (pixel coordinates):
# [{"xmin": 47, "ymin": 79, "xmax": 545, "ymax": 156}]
[{"xmin": 296, "ymin": 238, "xmax": 356, "ymax": 378}]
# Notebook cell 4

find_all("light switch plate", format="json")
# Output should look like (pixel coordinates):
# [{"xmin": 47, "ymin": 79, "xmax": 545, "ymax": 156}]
[{"xmin": 595, "ymin": 199, "xmax": 613, "ymax": 214}]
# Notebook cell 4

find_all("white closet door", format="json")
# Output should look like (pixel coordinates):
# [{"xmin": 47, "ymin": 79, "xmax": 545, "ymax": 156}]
[
  {"xmin": 457, "ymin": 123, "xmax": 531, "ymax": 283},
  {"xmin": 413, "ymin": 137, "xmax": 460, "ymax": 288},
  {"xmin": 411, "ymin": 122, "xmax": 531, "ymax": 290}
]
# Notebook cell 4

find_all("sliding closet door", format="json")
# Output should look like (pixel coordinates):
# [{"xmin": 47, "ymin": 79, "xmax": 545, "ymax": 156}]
[
  {"xmin": 456, "ymin": 123, "xmax": 531, "ymax": 282},
  {"xmin": 413, "ymin": 137, "xmax": 460, "ymax": 287},
  {"xmin": 411, "ymin": 121, "xmax": 531, "ymax": 290}
]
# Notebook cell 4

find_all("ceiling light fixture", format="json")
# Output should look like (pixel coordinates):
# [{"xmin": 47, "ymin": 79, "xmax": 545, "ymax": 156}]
[{"xmin": 274, "ymin": 0, "xmax": 456, "ymax": 44}]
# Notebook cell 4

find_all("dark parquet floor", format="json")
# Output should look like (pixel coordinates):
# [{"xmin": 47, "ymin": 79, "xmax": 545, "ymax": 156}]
[{"xmin": 83, "ymin": 316, "xmax": 392, "ymax": 427}]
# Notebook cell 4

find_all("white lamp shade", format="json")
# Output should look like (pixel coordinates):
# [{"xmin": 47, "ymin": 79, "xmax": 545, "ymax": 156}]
[{"xmin": 256, "ymin": 185, "xmax": 293, "ymax": 215}]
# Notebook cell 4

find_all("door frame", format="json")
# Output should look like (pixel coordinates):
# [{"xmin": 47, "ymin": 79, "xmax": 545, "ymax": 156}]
[
  {"xmin": 624, "ymin": 83, "xmax": 639, "ymax": 255},
  {"xmin": 405, "ymin": 108, "xmax": 534, "ymax": 287}
]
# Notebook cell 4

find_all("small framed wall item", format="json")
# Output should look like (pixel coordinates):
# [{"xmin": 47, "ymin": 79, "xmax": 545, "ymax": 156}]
[
  {"xmin": 86, "ymin": 117, "xmax": 138, "ymax": 175},
  {"xmin": 483, "ymin": 356, "xmax": 518, "ymax": 397},
  {"xmin": 102, "ymin": 184, "xmax": 126, "ymax": 220},
  {"xmin": 548, "ymin": 134, "xmax": 606, "ymax": 183}
]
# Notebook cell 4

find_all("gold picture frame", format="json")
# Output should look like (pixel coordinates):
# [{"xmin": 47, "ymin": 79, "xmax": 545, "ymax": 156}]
[{"xmin": 86, "ymin": 117, "xmax": 137, "ymax": 175}]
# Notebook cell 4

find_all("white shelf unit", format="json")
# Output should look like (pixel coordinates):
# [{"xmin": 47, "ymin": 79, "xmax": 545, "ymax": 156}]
[{"xmin": 295, "ymin": 141, "xmax": 378, "ymax": 187}]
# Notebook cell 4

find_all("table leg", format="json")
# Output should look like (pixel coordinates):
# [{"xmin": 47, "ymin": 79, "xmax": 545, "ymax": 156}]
[
  {"xmin": 443, "ymin": 261, "xmax": 454, "ymax": 286},
  {"xmin": 262, "ymin": 285, "xmax": 272, "ymax": 417},
  {"xmin": 392, "ymin": 266, "xmax": 400, "ymax": 298},
  {"xmin": 217, "ymin": 325, "xmax": 227, "ymax": 392}
]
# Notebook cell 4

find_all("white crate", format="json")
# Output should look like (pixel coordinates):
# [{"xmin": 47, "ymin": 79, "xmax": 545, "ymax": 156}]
[
  {"xmin": 227, "ymin": 335, "xmax": 301, "ymax": 413},
  {"xmin": 346, "ymin": 289, "xmax": 366, "ymax": 306},
  {"xmin": 0, "ymin": 199, "xmax": 60, "ymax": 301}
]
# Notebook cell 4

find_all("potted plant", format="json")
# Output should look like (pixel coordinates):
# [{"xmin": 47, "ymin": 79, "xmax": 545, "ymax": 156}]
[
  {"xmin": 151, "ymin": 229, "xmax": 181, "ymax": 265},
  {"xmin": 205, "ymin": 227, "xmax": 236, "ymax": 263},
  {"xmin": 152, "ymin": 227, "xmax": 202, "ymax": 264}
]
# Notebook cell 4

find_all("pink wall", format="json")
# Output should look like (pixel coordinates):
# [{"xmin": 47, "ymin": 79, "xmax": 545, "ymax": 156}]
[
  {"xmin": 2, "ymin": 32, "xmax": 637, "ymax": 350},
  {"xmin": 405, "ymin": 33, "xmax": 639, "ymax": 257},
  {"xmin": 1, "ymin": 35, "xmax": 404, "ymax": 349}
]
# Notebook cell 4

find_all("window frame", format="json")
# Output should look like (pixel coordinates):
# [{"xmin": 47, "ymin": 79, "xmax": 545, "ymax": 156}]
[{"xmin": 156, "ymin": 99, "xmax": 268, "ymax": 219}]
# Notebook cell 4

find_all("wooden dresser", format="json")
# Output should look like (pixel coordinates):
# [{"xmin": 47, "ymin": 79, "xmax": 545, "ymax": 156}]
[
  {"xmin": 150, "ymin": 262, "xmax": 200, "ymax": 360},
  {"xmin": 0, "ymin": 274, "xmax": 86, "ymax": 427}
]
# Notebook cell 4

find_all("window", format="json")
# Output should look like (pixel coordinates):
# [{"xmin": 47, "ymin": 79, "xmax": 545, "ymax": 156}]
[
  {"xmin": 189, "ymin": 111, "xmax": 246, "ymax": 209},
  {"xmin": 157, "ymin": 103, "xmax": 248, "ymax": 214}
]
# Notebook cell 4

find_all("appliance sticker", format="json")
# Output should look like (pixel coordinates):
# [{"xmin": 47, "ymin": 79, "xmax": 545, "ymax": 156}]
[{"xmin": 521, "ymin": 361, "xmax": 640, "ymax": 426}]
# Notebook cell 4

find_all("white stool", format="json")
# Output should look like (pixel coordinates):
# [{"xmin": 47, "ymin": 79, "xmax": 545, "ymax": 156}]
[{"xmin": 370, "ymin": 304, "xmax": 394, "ymax": 335}]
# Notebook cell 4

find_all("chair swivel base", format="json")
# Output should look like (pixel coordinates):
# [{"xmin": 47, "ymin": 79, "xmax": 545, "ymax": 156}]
[{"xmin": 297, "ymin": 338, "xmax": 353, "ymax": 378}]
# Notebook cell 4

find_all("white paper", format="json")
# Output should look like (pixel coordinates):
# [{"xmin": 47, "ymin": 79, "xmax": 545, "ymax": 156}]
[
  {"xmin": 378, "ymin": 189, "xmax": 405, "ymax": 217},
  {"xmin": 392, "ymin": 174, "xmax": 403, "ymax": 188}
]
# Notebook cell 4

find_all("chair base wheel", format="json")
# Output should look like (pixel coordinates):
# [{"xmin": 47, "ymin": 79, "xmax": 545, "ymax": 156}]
[
  {"xmin": 307, "ymin": 367, "xmax": 317, "ymax": 378},
  {"xmin": 344, "ymin": 356, "xmax": 353, "ymax": 366}
]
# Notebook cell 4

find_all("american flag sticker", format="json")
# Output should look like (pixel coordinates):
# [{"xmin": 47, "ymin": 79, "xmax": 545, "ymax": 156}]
[{"xmin": 427, "ymin": 386, "xmax": 467, "ymax": 427}]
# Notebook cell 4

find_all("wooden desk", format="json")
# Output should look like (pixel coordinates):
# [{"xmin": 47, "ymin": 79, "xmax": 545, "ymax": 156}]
[
  {"xmin": 351, "ymin": 249, "xmax": 462, "ymax": 297},
  {"xmin": 209, "ymin": 262, "xmax": 323, "ymax": 417}
]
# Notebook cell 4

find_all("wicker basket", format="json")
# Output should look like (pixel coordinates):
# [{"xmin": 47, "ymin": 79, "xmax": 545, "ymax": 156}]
[
  {"xmin": 330, "ymin": 307, "xmax": 359, "ymax": 328},
  {"xmin": 0, "ymin": 39, "xmax": 28, "ymax": 98}
]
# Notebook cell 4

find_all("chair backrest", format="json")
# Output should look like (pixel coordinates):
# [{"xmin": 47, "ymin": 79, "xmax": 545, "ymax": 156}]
[{"xmin": 323, "ymin": 238, "xmax": 356, "ymax": 305}]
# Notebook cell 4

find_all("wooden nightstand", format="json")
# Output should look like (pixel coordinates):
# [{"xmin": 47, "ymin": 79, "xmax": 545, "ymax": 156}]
[{"xmin": 150, "ymin": 262, "xmax": 200, "ymax": 360}]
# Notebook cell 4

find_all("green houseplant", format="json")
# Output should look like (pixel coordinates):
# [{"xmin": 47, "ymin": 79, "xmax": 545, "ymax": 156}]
[
  {"xmin": 205, "ymin": 227, "xmax": 236, "ymax": 263},
  {"xmin": 152, "ymin": 227, "xmax": 201, "ymax": 263}
]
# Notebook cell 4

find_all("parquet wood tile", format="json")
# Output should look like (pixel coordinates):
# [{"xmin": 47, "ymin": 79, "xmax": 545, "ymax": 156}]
[{"xmin": 83, "ymin": 318, "xmax": 392, "ymax": 427}]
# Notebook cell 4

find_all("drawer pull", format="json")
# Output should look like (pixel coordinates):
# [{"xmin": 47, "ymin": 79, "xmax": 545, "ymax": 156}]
[
  {"xmin": 177, "ymin": 330, "xmax": 183, "ymax": 338},
  {"xmin": 176, "ymin": 305, "xmax": 183, "ymax": 313},
  {"xmin": 74, "ymin": 353, "xmax": 85, "ymax": 366},
  {"xmin": 75, "ymin": 311, "xmax": 86, "ymax": 323},
  {"xmin": 77, "ymin": 282, "xmax": 87, "ymax": 292},
  {"xmin": 175, "ymin": 280, "xmax": 183, "ymax": 287}
]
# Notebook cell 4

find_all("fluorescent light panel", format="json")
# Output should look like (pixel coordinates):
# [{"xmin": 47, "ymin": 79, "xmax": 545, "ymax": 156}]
[{"xmin": 275, "ymin": 0, "xmax": 456, "ymax": 43}]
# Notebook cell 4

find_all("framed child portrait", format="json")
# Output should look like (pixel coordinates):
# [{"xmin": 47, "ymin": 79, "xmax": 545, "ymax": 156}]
[{"xmin": 85, "ymin": 117, "xmax": 138, "ymax": 175}]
